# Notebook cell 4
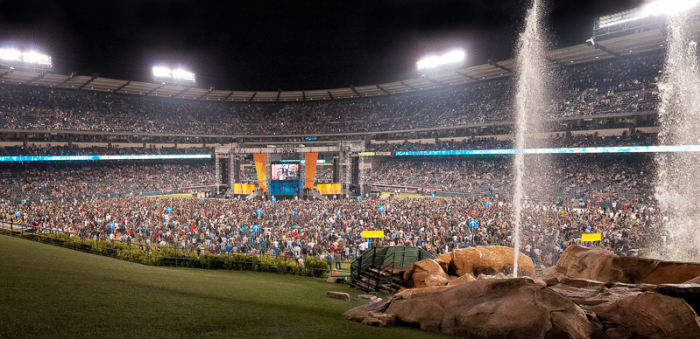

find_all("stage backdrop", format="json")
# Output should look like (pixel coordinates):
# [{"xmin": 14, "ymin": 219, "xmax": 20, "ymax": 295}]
[
  {"xmin": 305, "ymin": 152, "xmax": 318, "ymax": 189},
  {"xmin": 317, "ymin": 183, "xmax": 341, "ymax": 195},
  {"xmin": 253, "ymin": 153, "xmax": 267, "ymax": 193},
  {"xmin": 234, "ymin": 184, "xmax": 255, "ymax": 195}
]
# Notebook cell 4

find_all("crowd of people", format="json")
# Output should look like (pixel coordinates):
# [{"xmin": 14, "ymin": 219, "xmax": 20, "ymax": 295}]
[
  {"xmin": 2, "ymin": 192, "xmax": 655, "ymax": 269},
  {"xmin": 0, "ymin": 162, "xmax": 214, "ymax": 202},
  {"xmin": 0, "ymin": 149, "xmax": 661, "ymax": 269},
  {"xmin": 0, "ymin": 52, "xmax": 662, "ymax": 135},
  {"xmin": 0, "ymin": 145, "xmax": 212, "ymax": 157},
  {"xmin": 367, "ymin": 131, "xmax": 657, "ymax": 152},
  {"xmin": 364, "ymin": 155, "xmax": 653, "ymax": 204}
]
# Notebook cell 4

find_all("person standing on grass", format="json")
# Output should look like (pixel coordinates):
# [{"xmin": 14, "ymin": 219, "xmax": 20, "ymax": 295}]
[{"xmin": 334, "ymin": 246, "xmax": 342, "ymax": 270}]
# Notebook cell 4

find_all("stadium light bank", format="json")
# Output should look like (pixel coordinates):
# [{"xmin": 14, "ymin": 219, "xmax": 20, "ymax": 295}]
[
  {"xmin": 0, "ymin": 48, "xmax": 52, "ymax": 70},
  {"xmin": 417, "ymin": 50, "xmax": 466, "ymax": 70},
  {"xmin": 597, "ymin": 0, "xmax": 700, "ymax": 28},
  {"xmin": 152, "ymin": 66, "xmax": 196, "ymax": 84}
]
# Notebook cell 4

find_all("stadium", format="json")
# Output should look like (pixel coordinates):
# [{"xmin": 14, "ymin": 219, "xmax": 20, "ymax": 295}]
[{"xmin": 1, "ymin": 0, "xmax": 700, "ymax": 338}]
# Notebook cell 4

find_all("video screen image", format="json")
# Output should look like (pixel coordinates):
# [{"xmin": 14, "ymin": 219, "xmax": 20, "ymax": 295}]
[{"xmin": 271, "ymin": 164, "xmax": 299, "ymax": 180}]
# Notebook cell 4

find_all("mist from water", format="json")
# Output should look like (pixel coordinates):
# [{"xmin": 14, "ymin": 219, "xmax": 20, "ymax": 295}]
[
  {"xmin": 654, "ymin": 11, "xmax": 700, "ymax": 261},
  {"xmin": 512, "ymin": 0, "xmax": 550, "ymax": 277}
]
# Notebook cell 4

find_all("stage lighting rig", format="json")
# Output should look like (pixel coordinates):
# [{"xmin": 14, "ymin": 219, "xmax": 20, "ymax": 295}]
[
  {"xmin": 152, "ymin": 66, "xmax": 196, "ymax": 84},
  {"xmin": 0, "ymin": 48, "xmax": 52, "ymax": 70},
  {"xmin": 417, "ymin": 49, "xmax": 466, "ymax": 71}
]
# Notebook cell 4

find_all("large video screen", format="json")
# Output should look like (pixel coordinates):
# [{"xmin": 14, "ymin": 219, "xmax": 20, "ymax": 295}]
[{"xmin": 271, "ymin": 164, "xmax": 299, "ymax": 180}]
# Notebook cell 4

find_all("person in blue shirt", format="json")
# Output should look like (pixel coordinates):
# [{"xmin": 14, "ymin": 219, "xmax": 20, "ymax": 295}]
[{"xmin": 325, "ymin": 251, "xmax": 332, "ymax": 268}]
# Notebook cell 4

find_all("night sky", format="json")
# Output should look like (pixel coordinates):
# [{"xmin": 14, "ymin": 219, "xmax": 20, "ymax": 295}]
[{"xmin": 0, "ymin": 0, "xmax": 645, "ymax": 91}]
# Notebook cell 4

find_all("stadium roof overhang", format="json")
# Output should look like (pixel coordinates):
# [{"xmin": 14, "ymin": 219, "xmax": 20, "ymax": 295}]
[{"xmin": 0, "ymin": 28, "xmax": 666, "ymax": 103}]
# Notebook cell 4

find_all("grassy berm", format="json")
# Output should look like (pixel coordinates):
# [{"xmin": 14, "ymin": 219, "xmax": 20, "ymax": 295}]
[{"xmin": 0, "ymin": 235, "xmax": 449, "ymax": 339}]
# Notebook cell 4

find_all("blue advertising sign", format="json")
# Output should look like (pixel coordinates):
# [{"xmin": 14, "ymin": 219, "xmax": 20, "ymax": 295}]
[
  {"xmin": 0, "ymin": 154, "xmax": 212, "ymax": 162},
  {"xmin": 395, "ymin": 145, "xmax": 700, "ymax": 157}
]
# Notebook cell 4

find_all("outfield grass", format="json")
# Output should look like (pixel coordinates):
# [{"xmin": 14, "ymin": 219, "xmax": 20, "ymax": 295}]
[{"xmin": 0, "ymin": 235, "xmax": 449, "ymax": 339}]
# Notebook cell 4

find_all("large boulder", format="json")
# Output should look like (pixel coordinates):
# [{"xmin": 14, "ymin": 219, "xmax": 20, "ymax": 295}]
[
  {"xmin": 378, "ymin": 278, "xmax": 605, "ymax": 339},
  {"xmin": 555, "ymin": 245, "xmax": 700, "ymax": 284},
  {"xmin": 438, "ymin": 246, "xmax": 536, "ymax": 278},
  {"xmin": 548, "ymin": 278, "xmax": 700, "ymax": 339},
  {"xmin": 402, "ymin": 259, "xmax": 449, "ymax": 288}
]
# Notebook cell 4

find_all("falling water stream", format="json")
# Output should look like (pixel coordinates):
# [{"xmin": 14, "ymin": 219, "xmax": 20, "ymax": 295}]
[
  {"xmin": 512, "ymin": 0, "xmax": 548, "ymax": 277},
  {"xmin": 654, "ymin": 9, "xmax": 700, "ymax": 261}
]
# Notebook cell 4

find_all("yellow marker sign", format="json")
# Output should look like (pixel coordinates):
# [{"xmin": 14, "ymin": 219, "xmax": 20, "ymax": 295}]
[
  {"xmin": 581, "ymin": 233, "xmax": 602, "ymax": 242},
  {"xmin": 362, "ymin": 230, "xmax": 385, "ymax": 238}
]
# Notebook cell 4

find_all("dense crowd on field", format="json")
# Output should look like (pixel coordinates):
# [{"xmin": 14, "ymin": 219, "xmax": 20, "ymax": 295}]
[
  {"xmin": 2, "ymin": 192, "xmax": 656, "ymax": 268},
  {"xmin": 0, "ymin": 151, "xmax": 661, "ymax": 268},
  {"xmin": 0, "ymin": 52, "xmax": 661, "ymax": 135}
]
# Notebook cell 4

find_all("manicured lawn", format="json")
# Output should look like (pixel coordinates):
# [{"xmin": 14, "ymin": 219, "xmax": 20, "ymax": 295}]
[{"xmin": 0, "ymin": 235, "xmax": 449, "ymax": 339}]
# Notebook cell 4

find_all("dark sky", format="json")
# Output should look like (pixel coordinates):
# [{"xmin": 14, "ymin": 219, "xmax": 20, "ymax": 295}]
[{"xmin": 0, "ymin": 0, "xmax": 645, "ymax": 91}]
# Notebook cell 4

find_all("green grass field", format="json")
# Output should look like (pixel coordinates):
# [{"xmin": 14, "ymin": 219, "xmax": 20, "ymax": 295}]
[{"xmin": 0, "ymin": 235, "xmax": 448, "ymax": 339}]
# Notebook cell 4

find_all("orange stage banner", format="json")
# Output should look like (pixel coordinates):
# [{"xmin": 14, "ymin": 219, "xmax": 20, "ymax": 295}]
[
  {"xmin": 305, "ymin": 152, "xmax": 318, "ymax": 189},
  {"xmin": 253, "ymin": 153, "xmax": 267, "ymax": 193}
]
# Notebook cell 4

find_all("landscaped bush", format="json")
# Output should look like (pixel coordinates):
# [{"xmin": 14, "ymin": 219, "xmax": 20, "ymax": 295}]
[{"xmin": 1, "ymin": 230, "xmax": 329, "ymax": 278}]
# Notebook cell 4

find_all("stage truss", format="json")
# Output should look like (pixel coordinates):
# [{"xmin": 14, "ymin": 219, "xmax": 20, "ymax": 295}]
[{"xmin": 214, "ymin": 141, "xmax": 365, "ymax": 196}]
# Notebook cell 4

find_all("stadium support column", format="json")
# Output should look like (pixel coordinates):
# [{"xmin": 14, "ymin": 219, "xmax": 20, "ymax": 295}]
[
  {"xmin": 351, "ymin": 156, "xmax": 360, "ymax": 188},
  {"xmin": 266, "ymin": 154, "xmax": 272, "ymax": 197},
  {"xmin": 232, "ymin": 157, "xmax": 240, "ymax": 187},
  {"xmin": 215, "ymin": 154, "xmax": 220, "ymax": 195},
  {"xmin": 332, "ymin": 156, "xmax": 340, "ymax": 183},
  {"xmin": 299, "ymin": 152, "xmax": 305, "ymax": 195}
]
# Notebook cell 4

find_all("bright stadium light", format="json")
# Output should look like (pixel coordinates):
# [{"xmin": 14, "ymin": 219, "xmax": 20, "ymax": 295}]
[
  {"xmin": 0, "ymin": 49, "xmax": 21, "ymax": 62},
  {"xmin": 597, "ymin": 0, "xmax": 700, "ymax": 28},
  {"xmin": 152, "ymin": 66, "xmax": 196, "ymax": 84},
  {"xmin": 417, "ymin": 50, "xmax": 466, "ymax": 70},
  {"xmin": 0, "ymin": 48, "xmax": 52, "ymax": 69}
]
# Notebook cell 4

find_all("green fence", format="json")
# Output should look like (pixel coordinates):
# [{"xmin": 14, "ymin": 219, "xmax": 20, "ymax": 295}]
[{"xmin": 349, "ymin": 246, "xmax": 434, "ymax": 284}]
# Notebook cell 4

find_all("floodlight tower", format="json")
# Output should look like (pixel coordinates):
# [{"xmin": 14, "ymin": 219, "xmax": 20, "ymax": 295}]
[
  {"xmin": 588, "ymin": 0, "xmax": 700, "ymax": 44},
  {"xmin": 416, "ymin": 49, "xmax": 466, "ymax": 72},
  {"xmin": 152, "ymin": 66, "xmax": 196, "ymax": 85},
  {"xmin": 0, "ymin": 48, "xmax": 52, "ymax": 72}
]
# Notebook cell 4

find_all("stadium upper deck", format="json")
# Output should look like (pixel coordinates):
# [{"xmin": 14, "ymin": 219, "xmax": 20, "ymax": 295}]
[{"xmin": 0, "ymin": 29, "xmax": 665, "ymax": 140}]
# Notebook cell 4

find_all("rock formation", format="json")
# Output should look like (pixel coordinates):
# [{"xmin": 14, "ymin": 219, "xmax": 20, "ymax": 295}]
[
  {"xmin": 553, "ymin": 245, "xmax": 700, "ymax": 284},
  {"xmin": 345, "ymin": 245, "xmax": 700, "ymax": 339}
]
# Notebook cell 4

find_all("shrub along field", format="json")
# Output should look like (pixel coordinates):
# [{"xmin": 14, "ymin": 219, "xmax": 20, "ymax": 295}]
[{"xmin": 0, "ymin": 235, "xmax": 448, "ymax": 339}]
